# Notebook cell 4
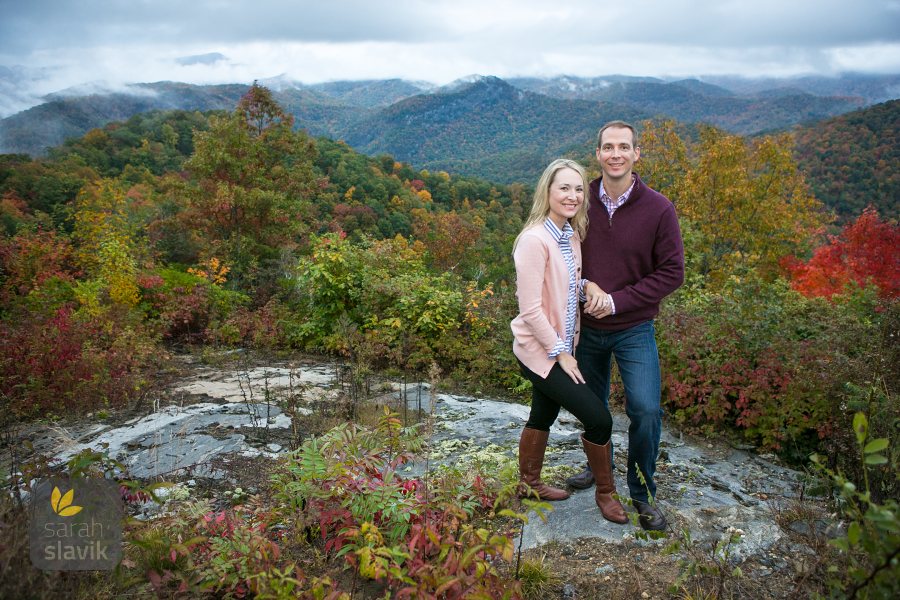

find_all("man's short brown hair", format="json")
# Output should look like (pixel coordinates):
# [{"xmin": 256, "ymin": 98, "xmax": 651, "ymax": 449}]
[{"xmin": 597, "ymin": 120, "xmax": 639, "ymax": 149}]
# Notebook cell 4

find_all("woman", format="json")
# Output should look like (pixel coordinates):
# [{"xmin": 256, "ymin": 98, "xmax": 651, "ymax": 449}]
[{"xmin": 510, "ymin": 158, "xmax": 627, "ymax": 524}]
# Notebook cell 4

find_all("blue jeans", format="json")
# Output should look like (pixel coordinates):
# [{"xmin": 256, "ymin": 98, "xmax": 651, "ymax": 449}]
[{"xmin": 575, "ymin": 321, "xmax": 662, "ymax": 503}]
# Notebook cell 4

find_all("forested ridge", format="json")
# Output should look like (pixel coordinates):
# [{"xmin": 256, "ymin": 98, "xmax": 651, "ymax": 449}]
[
  {"xmin": 1, "ymin": 84, "xmax": 897, "ymax": 599},
  {"xmin": 793, "ymin": 99, "xmax": 900, "ymax": 221}
]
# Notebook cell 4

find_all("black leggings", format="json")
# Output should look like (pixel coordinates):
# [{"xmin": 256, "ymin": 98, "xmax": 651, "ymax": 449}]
[{"xmin": 519, "ymin": 360, "xmax": 613, "ymax": 446}]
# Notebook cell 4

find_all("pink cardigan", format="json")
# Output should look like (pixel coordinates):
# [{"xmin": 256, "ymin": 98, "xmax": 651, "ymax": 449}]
[{"xmin": 511, "ymin": 224, "xmax": 583, "ymax": 378}]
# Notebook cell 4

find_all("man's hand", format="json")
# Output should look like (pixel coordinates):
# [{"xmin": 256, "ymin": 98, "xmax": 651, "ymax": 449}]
[
  {"xmin": 556, "ymin": 352, "xmax": 585, "ymax": 384},
  {"xmin": 584, "ymin": 281, "xmax": 614, "ymax": 319}
]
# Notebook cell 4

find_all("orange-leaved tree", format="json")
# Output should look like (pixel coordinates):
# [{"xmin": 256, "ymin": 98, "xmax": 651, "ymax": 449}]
[{"xmin": 411, "ymin": 209, "xmax": 481, "ymax": 272}]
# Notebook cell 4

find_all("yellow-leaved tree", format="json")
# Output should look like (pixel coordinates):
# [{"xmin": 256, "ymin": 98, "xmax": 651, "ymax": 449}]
[
  {"xmin": 72, "ymin": 179, "xmax": 143, "ymax": 309},
  {"xmin": 639, "ymin": 121, "xmax": 830, "ymax": 286}
]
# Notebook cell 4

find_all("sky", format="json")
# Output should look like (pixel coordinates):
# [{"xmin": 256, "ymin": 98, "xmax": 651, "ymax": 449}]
[{"xmin": 1, "ymin": 0, "xmax": 899, "ymax": 116}]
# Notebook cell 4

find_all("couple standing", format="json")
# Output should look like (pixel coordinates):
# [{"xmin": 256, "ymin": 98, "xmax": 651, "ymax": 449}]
[{"xmin": 511, "ymin": 120, "xmax": 684, "ymax": 530}]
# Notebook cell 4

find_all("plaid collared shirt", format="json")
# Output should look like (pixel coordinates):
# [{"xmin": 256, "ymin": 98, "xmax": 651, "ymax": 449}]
[{"xmin": 599, "ymin": 175, "xmax": 636, "ymax": 219}]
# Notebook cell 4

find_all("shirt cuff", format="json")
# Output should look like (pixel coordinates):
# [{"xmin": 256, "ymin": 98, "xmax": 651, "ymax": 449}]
[
  {"xmin": 548, "ymin": 336, "xmax": 566, "ymax": 358},
  {"xmin": 578, "ymin": 278, "xmax": 588, "ymax": 302},
  {"xmin": 608, "ymin": 296, "xmax": 617, "ymax": 315}
]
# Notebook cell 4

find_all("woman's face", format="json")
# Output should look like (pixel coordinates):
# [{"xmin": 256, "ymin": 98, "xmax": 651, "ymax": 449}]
[{"xmin": 547, "ymin": 167, "xmax": 584, "ymax": 228}]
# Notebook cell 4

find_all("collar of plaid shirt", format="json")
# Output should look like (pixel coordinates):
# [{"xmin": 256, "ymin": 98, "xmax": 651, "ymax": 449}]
[{"xmin": 599, "ymin": 174, "xmax": 636, "ymax": 218}]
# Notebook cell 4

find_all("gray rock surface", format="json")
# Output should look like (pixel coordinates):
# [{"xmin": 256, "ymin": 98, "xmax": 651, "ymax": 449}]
[
  {"xmin": 43, "ymin": 357, "xmax": 809, "ymax": 564},
  {"xmin": 52, "ymin": 402, "xmax": 293, "ymax": 478},
  {"xmin": 421, "ymin": 389, "xmax": 799, "ymax": 560}
]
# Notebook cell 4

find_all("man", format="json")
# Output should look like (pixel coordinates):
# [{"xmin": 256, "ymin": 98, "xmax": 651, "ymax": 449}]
[{"xmin": 570, "ymin": 120, "xmax": 684, "ymax": 531}]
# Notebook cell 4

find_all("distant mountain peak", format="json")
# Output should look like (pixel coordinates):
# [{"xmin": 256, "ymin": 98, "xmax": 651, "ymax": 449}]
[
  {"xmin": 435, "ymin": 74, "xmax": 509, "ymax": 94},
  {"xmin": 308, "ymin": 79, "xmax": 436, "ymax": 108},
  {"xmin": 406, "ymin": 79, "xmax": 437, "ymax": 91},
  {"xmin": 440, "ymin": 76, "xmax": 523, "ymax": 106},
  {"xmin": 449, "ymin": 74, "xmax": 490, "ymax": 84}
]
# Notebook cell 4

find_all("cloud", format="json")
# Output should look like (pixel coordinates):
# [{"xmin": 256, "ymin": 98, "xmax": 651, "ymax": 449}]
[
  {"xmin": 4, "ymin": 1, "xmax": 898, "ymax": 53},
  {"xmin": 175, "ymin": 52, "xmax": 229, "ymax": 66},
  {"xmin": 0, "ymin": 0, "xmax": 439, "ymax": 53},
  {"xmin": 576, "ymin": 0, "xmax": 900, "ymax": 47},
  {"xmin": 0, "ymin": 65, "xmax": 52, "ymax": 116},
  {"xmin": 0, "ymin": 1, "xmax": 898, "ymax": 116}
]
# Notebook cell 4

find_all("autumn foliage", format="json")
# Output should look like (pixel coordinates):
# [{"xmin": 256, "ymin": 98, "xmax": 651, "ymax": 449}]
[
  {"xmin": 793, "ymin": 99, "xmax": 899, "ymax": 221},
  {"xmin": 0, "ymin": 87, "xmax": 895, "ymax": 472},
  {"xmin": 411, "ymin": 208, "xmax": 481, "ymax": 271},
  {"xmin": 638, "ymin": 121, "xmax": 830, "ymax": 284},
  {"xmin": 782, "ymin": 207, "xmax": 899, "ymax": 299}
]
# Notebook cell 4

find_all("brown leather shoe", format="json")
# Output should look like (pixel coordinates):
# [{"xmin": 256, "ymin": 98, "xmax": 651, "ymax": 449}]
[
  {"xmin": 518, "ymin": 428, "xmax": 570, "ymax": 501},
  {"xmin": 565, "ymin": 464, "xmax": 594, "ymax": 489},
  {"xmin": 581, "ymin": 435, "xmax": 628, "ymax": 524},
  {"xmin": 633, "ymin": 500, "xmax": 667, "ymax": 531}
]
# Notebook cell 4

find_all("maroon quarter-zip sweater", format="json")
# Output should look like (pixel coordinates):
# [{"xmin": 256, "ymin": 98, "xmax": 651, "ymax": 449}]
[{"xmin": 581, "ymin": 173, "xmax": 684, "ymax": 332}]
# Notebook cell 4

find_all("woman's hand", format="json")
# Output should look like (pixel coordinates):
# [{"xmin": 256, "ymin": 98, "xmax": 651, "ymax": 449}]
[
  {"xmin": 583, "ymin": 281, "xmax": 613, "ymax": 319},
  {"xmin": 556, "ymin": 352, "xmax": 585, "ymax": 384}
]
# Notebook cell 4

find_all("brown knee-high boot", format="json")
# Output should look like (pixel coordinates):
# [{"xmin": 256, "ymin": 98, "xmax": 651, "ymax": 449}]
[
  {"xmin": 581, "ymin": 434, "xmax": 628, "ymax": 523},
  {"xmin": 518, "ymin": 428, "xmax": 570, "ymax": 501}
]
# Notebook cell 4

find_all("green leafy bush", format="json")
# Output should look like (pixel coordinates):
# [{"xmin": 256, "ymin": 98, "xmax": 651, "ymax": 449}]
[
  {"xmin": 290, "ymin": 233, "xmax": 499, "ymax": 375},
  {"xmin": 811, "ymin": 412, "xmax": 899, "ymax": 599},
  {"xmin": 658, "ymin": 275, "xmax": 890, "ymax": 453}
]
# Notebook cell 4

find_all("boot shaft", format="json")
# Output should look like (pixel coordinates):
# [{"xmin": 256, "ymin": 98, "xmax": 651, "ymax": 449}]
[
  {"xmin": 518, "ymin": 427, "xmax": 569, "ymax": 501},
  {"xmin": 581, "ymin": 434, "xmax": 628, "ymax": 523}
]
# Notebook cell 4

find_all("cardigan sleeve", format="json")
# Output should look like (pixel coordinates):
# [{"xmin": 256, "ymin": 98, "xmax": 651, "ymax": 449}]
[{"xmin": 513, "ymin": 233, "xmax": 561, "ymax": 351}]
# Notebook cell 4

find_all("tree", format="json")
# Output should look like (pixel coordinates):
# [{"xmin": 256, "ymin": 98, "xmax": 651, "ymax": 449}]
[
  {"xmin": 182, "ymin": 84, "xmax": 319, "ymax": 290},
  {"xmin": 783, "ymin": 207, "xmax": 900, "ymax": 299},
  {"xmin": 640, "ymin": 123, "xmax": 830, "ymax": 285},
  {"xmin": 0, "ymin": 155, "xmax": 97, "ymax": 224},
  {"xmin": 71, "ymin": 179, "xmax": 144, "ymax": 308},
  {"xmin": 637, "ymin": 119, "xmax": 689, "ymax": 195},
  {"xmin": 411, "ymin": 209, "xmax": 481, "ymax": 272}
]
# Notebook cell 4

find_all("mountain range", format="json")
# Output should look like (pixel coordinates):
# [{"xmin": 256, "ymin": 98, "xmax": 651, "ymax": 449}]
[{"xmin": 1, "ymin": 72, "xmax": 898, "ymax": 184}]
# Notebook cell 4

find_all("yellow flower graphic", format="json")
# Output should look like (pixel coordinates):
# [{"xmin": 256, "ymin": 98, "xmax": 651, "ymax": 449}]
[{"xmin": 51, "ymin": 486, "xmax": 83, "ymax": 517}]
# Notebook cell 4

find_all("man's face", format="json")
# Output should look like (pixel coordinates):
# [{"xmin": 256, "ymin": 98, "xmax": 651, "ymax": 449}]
[{"xmin": 596, "ymin": 126, "xmax": 640, "ymax": 182}]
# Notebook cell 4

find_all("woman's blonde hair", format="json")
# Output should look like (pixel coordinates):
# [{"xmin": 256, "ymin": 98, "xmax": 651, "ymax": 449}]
[{"xmin": 514, "ymin": 158, "xmax": 589, "ymax": 250}]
